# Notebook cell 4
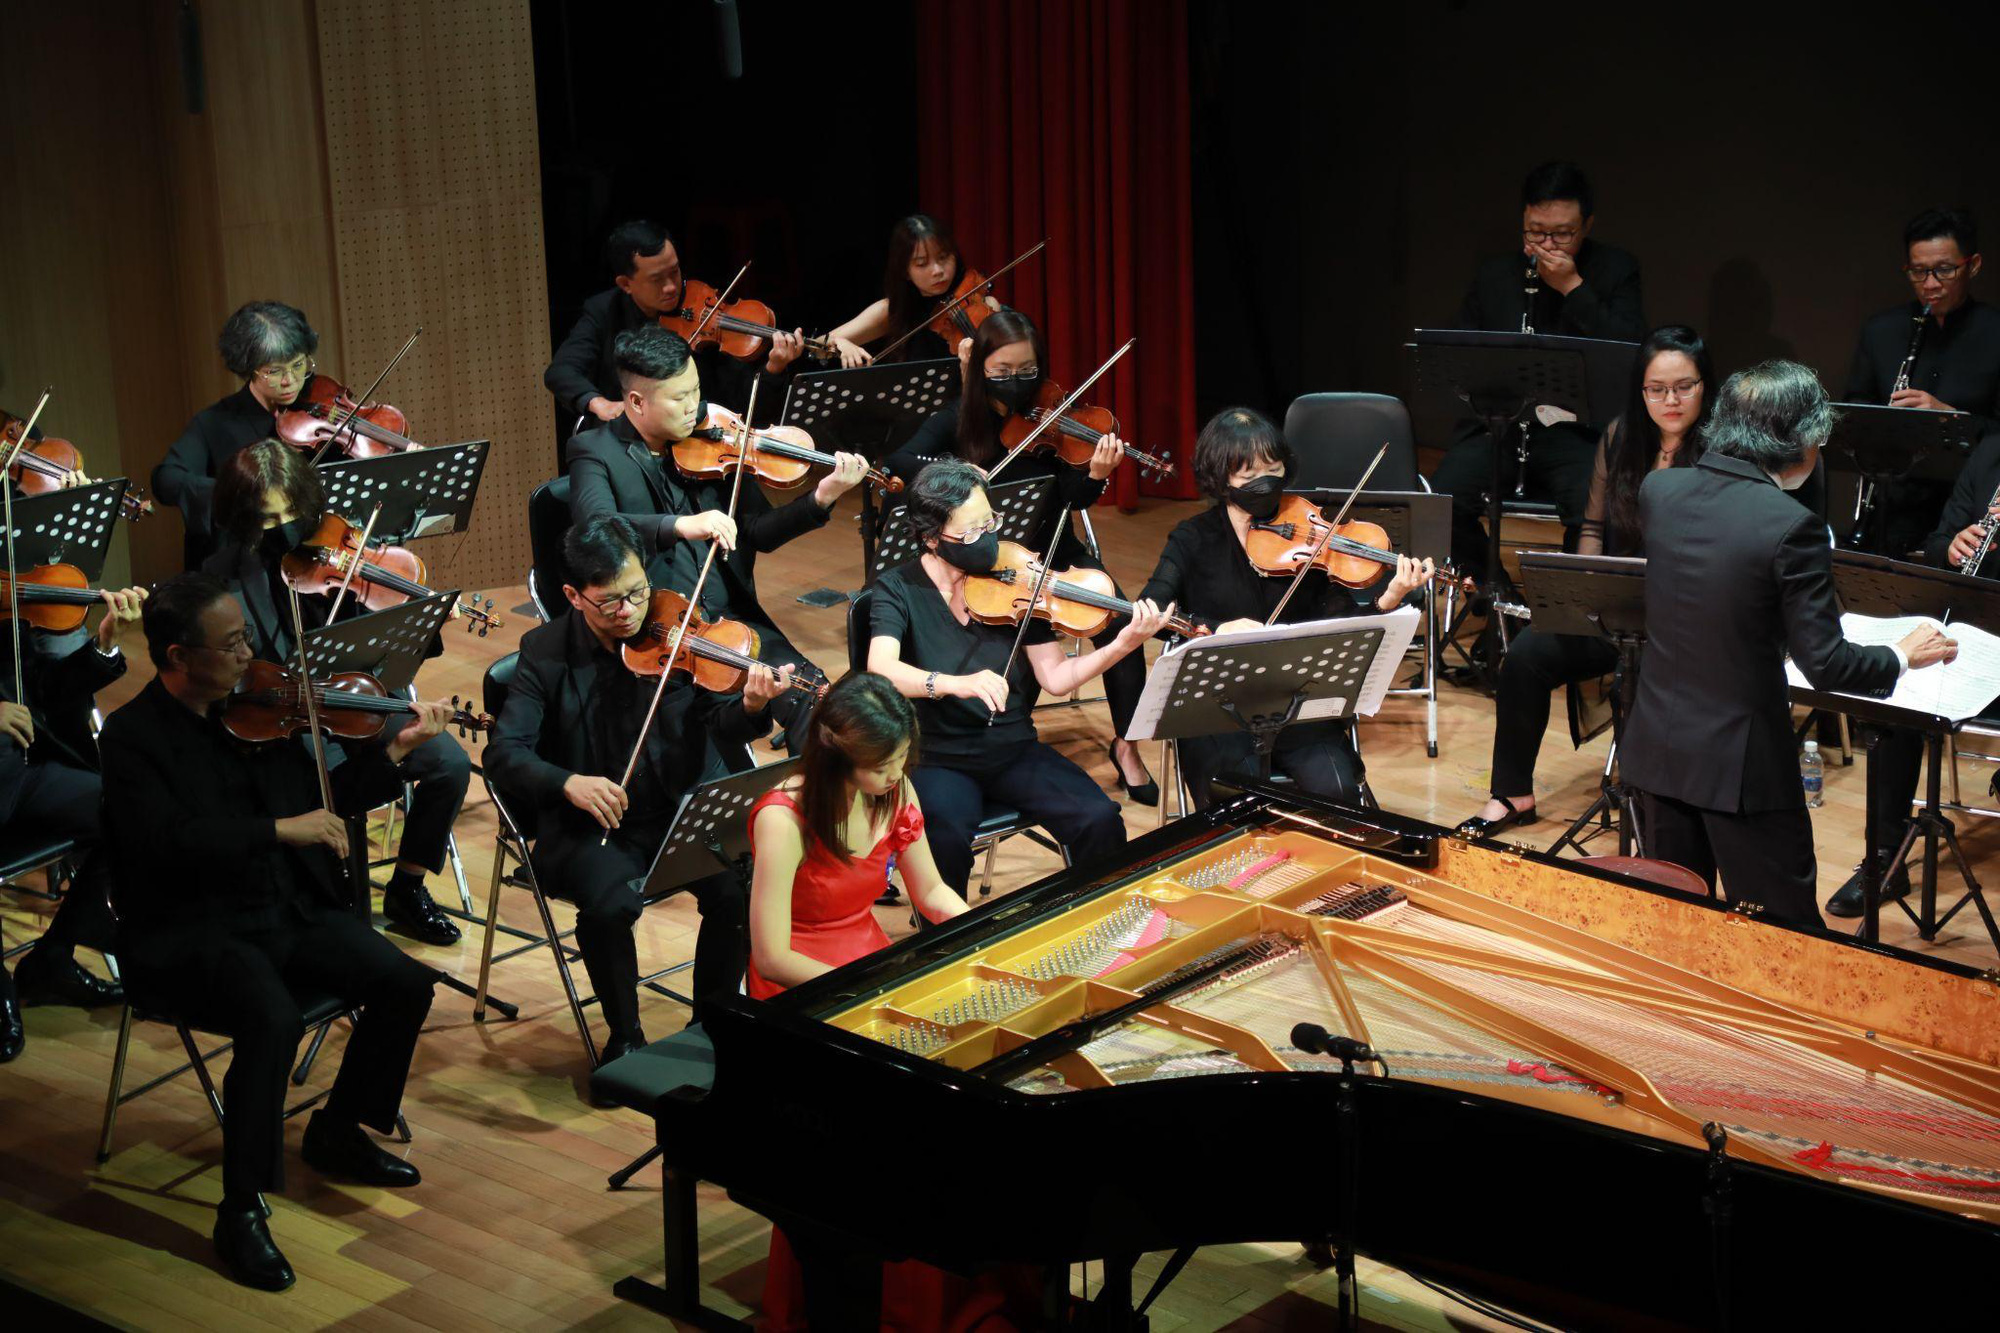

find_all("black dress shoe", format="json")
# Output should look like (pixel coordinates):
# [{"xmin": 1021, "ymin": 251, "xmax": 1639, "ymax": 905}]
[
  {"xmin": 596, "ymin": 1029, "xmax": 648, "ymax": 1069},
  {"xmin": 214, "ymin": 1204, "xmax": 295, "ymax": 1292},
  {"xmin": 1826, "ymin": 854, "xmax": 1912, "ymax": 919},
  {"xmin": 383, "ymin": 883, "xmax": 462, "ymax": 946},
  {"xmin": 0, "ymin": 984, "xmax": 23, "ymax": 1063},
  {"xmin": 1454, "ymin": 796, "xmax": 1539, "ymax": 839},
  {"xmin": 1109, "ymin": 744, "xmax": 1159, "ymax": 808},
  {"xmin": 300, "ymin": 1112, "xmax": 420, "ymax": 1187},
  {"xmin": 14, "ymin": 948, "xmax": 123, "ymax": 1008}
]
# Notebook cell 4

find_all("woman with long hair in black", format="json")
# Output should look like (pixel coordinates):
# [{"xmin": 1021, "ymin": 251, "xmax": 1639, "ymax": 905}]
[{"xmin": 825, "ymin": 214, "xmax": 1003, "ymax": 367}]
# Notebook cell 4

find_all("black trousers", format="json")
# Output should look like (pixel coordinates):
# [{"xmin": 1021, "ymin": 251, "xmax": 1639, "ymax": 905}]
[
  {"xmin": 323, "ymin": 733, "xmax": 472, "ymax": 875},
  {"xmin": 1427, "ymin": 423, "xmax": 1596, "ymax": 581},
  {"xmin": 120, "ymin": 909, "xmax": 435, "ymax": 1197},
  {"xmin": 534, "ymin": 822, "xmax": 746, "ymax": 1040},
  {"xmin": 909, "ymin": 740, "xmax": 1127, "ymax": 895},
  {"xmin": 1636, "ymin": 791, "xmax": 1824, "ymax": 928},
  {"xmin": 1488, "ymin": 629, "xmax": 1618, "ymax": 798},
  {"xmin": 0, "ymin": 756, "xmax": 114, "ymax": 960},
  {"xmin": 1178, "ymin": 719, "xmax": 1364, "ymax": 812}
]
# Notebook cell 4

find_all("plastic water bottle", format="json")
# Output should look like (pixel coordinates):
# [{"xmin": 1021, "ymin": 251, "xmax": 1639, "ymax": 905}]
[{"xmin": 1801, "ymin": 741, "xmax": 1824, "ymax": 808}]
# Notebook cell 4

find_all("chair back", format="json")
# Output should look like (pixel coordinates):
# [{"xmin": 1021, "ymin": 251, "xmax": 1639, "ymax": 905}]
[
  {"xmin": 1283, "ymin": 393, "xmax": 1419, "ymax": 491},
  {"xmin": 482, "ymin": 651, "xmax": 537, "ymax": 842},
  {"xmin": 527, "ymin": 476, "xmax": 574, "ymax": 622},
  {"xmin": 846, "ymin": 588, "xmax": 874, "ymax": 675}
]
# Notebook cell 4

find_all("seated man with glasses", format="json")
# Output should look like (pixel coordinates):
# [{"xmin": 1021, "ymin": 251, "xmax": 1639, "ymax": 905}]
[
  {"xmin": 1841, "ymin": 206, "xmax": 2000, "ymax": 556},
  {"xmin": 155, "ymin": 301, "xmax": 323, "ymax": 571},
  {"xmin": 484, "ymin": 515, "xmax": 788, "ymax": 1069},
  {"xmin": 1427, "ymin": 160, "xmax": 1648, "ymax": 590}
]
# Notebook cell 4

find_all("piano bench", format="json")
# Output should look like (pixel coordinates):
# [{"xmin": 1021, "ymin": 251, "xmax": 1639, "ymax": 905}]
[{"xmin": 590, "ymin": 1023, "xmax": 716, "ymax": 1114}]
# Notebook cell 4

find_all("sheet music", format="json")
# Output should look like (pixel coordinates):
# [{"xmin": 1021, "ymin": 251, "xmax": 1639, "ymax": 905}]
[{"xmin": 1785, "ymin": 613, "xmax": 2000, "ymax": 723}]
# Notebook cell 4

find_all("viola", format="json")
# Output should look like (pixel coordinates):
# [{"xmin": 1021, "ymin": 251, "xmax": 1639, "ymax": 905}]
[
  {"xmin": 620, "ymin": 588, "xmax": 829, "ymax": 699},
  {"xmin": 670, "ymin": 404, "xmax": 902, "ymax": 494},
  {"xmin": 273, "ymin": 373, "xmax": 421, "ymax": 458},
  {"xmin": 2, "ymin": 411, "xmax": 154, "ymax": 521},
  {"xmin": 1243, "ymin": 494, "xmax": 1475, "ymax": 593},
  {"xmin": 996, "ymin": 381, "xmax": 1177, "ymax": 479},
  {"xmin": 659, "ymin": 279, "xmax": 838, "ymax": 365},
  {"xmin": 279, "ymin": 513, "xmax": 502, "ymax": 634},
  {"xmin": 220, "ymin": 659, "xmax": 491, "ymax": 744},
  {"xmin": 962, "ymin": 541, "xmax": 1206, "ymax": 641},
  {"xmin": 0, "ymin": 562, "xmax": 101, "ymax": 633}
]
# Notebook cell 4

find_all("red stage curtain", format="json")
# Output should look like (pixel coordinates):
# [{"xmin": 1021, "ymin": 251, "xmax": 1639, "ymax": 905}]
[{"xmin": 914, "ymin": 0, "xmax": 1198, "ymax": 507}]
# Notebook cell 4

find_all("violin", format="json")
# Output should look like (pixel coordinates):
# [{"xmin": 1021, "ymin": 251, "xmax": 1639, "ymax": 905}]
[
  {"xmin": 924, "ymin": 266, "xmax": 1001, "ymax": 349},
  {"xmin": 273, "ymin": 373, "xmax": 421, "ymax": 458},
  {"xmin": 0, "ymin": 562, "xmax": 101, "ymax": 633},
  {"xmin": 962, "ymin": 541, "xmax": 1206, "ymax": 641},
  {"xmin": 2, "ymin": 411, "xmax": 154, "ymax": 521},
  {"xmin": 220, "ymin": 659, "xmax": 491, "ymax": 744},
  {"xmin": 996, "ymin": 381, "xmax": 1178, "ymax": 478},
  {"xmin": 1243, "ymin": 494, "xmax": 1475, "ymax": 593},
  {"xmin": 659, "ymin": 279, "xmax": 838, "ymax": 365},
  {"xmin": 620, "ymin": 588, "xmax": 830, "ymax": 699},
  {"xmin": 670, "ymin": 404, "xmax": 903, "ymax": 495},
  {"xmin": 279, "ymin": 513, "xmax": 502, "ymax": 634}
]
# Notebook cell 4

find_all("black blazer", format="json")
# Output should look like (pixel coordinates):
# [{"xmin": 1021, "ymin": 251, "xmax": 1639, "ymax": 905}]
[
  {"xmin": 100, "ymin": 678, "xmax": 404, "ymax": 957},
  {"xmin": 153, "ymin": 386, "xmax": 281, "ymax": 571},
  {"xmin": 1457, "ymin": 239, "xmax": 1648, "ymax": 342},
  {"xmin": 542, "ymin": 287, "xmax": 769, "ymax": 421},
  {"xmin": 1845, "ymin": 299, "xmax": 2000, "ymax": 443},
  {"xmin": 567, "ymin": 413, "xmax": 831, "ymax": 636},
  {"xmin": 1923, "ymin": 430, "xmax": 2000, "ymax": 570},
  {"xmin": 0, "ymin": 627, "xmax": 126, "ymax": 770},
  {"xmin": 1622, "ymin": 453, "xmax": 1901, "ymax": 813}
]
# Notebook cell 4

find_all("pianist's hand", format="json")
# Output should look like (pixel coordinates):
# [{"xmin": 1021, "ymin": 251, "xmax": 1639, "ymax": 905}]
[{"xmin": 565, "ymin": 774, "xmax": 629, "ymax": 831}]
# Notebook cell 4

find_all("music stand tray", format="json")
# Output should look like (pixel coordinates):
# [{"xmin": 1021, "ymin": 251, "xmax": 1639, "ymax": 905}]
[
  {"xmin": 869, "ymin": 474, "xmax": 1055, "ymax": 583},
  {"xmin": 642, "ymin": 757, "xmax": 803, "ymax": 900},
  {"xmin": 4, "ymin": 479, "xmax": 128, "ymax": 581},
  {"xmin": 301, "ymin": 590, "xmax": 455, "ymax": 692},
  {"xmin": 1823, "ymin": 403, "xmax": 1975, "ymax": 484},
  {"xmin": 316, "ymin": 441, "xmax": 490, "ymax": 543}
]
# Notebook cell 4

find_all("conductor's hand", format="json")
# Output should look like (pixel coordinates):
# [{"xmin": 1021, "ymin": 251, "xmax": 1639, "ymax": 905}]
[
  {"xmin": 276, "ymin": 809, "xmax": 349, "ymax": 855},
  {"xmin": 764, "ymin": 328, "xmax": 805, "ymax": 375},
  {"xmin": 0, "ymin": 701, "xmax": 33, "ymax": 750},
  {"xmin": 743, "ymin": 662, "xmax": 792, "ymax": 714},
  {"xmin": 675, "ymin": 509, "xmax": 738, "ymax": 551},
  {"xmin": 951, "ymin": 669, "xmax": 1010, "ymax": 713},
  {"xmin": 814, "ymin": 452, "xmax": 869, "ymax": 507},
  {"xmin": 1087, "ymin": 432, "xmax": 1124, "ymax": 480},
  {"xmin": 1380, "ymin": 555, "xmax": 1434, "ymax": 610},
  {"xmin": 586, "ymin": 395, "xmax": 626, "ymax": 422},
  {"xmin": 1899, "ymin": 624, "xmax": 1959, "ymax": 670},
  {"xmin": 387, "ymin": 699, "xmax": 451, "ymax": 763},
  {"xmin": 564, "ymin": 774, "xmax": 629, "ymax": 831},
  {"xmin": 833, "ymin": 336, "xmax": 874, "ymax": 369},
  {"xmin": 1117, "ymin": 599, "xmax": 1173, "ymax": 648}
]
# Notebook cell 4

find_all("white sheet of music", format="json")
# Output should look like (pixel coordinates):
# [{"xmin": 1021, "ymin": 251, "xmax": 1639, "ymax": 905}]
[{"xmin": 1785, "ymin": 613, "xmax": 2000, "ymax": 722}]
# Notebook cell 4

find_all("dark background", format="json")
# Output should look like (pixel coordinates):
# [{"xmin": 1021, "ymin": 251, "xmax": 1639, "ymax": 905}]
[{"xmin": 536, "ymin": 0, "xmax": 2000, "ymax": 448}]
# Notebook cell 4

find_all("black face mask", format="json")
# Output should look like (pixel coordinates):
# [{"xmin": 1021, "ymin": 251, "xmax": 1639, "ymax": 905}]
[
  {"xmin": 933, "ymin": 531, "xmax": 1000, "ymax": 574},
  {"xmin": 1226, "ymin": 475, "xmax": 1285, "ymax": 521},
  {"xmin": 259, "ymin": 517, "xmax": 311, "ymax": 557},
  {"xmin": 985, "ymin": 374, "xmax": 1041, "ymax": 415}
]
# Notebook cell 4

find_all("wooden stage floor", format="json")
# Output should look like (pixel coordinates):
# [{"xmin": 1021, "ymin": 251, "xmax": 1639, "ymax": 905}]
[{"xmin": 4, "ymin": 492, "xmax": 1994, "ymax": 1329}]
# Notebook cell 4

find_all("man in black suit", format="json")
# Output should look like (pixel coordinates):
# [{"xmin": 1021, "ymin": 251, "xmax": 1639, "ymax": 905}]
[
  {"xmin": 100, "ymin": 574, "xmax": 448, "ymax": 1291},
  {"xmin": 1428, "ymin": 161, "xmax": 1648, "ymax": 584},
  {"xmin": 567, "ymin": 324, "xmax": 864, "ymax": 753},
  {"xmin": 483, "ymin": 515, "xmax": 787, "ymax": 1067},
  {"xmin": 1622, "ymin": 362, "xmax": 1955, "ymax": 926}
]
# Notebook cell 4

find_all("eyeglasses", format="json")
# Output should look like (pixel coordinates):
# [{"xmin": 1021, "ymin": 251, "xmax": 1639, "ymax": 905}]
[
  {"xmin": 254, "ymin": 355, "xmax": 314, "ymax": 386},
  {"xmin": 1904, "ymin": 263, "xmax": 1967, "ymax": 283},
  {"xmin": 585, "ymin": 584, "xmax": 651, "ymax": 612},
  {"xmin": 985, "ymin": 366, "xmax": 1040, "ymax": 383},
  {"xmin": 1641, "ymin": 379, "xmax": 1703, "ymax": 403},
  {"xmin": 940, "ymin": 517, "xmax": 1000, "ymax": 544},
  {"xmin": 1523, "ymin": 228, "xmax": 1581, "ymax": 245}
]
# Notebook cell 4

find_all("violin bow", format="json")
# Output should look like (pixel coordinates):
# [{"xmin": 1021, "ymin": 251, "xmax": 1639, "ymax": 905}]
[
  {"xmin": 2, "ymin": 387, "xmax": 53, "ymax": 709},
  {"xmin": 985, "ymin": 337, "xmax": 1136, "ymax": 484},
  {"xmin": 309, "ymin": 325, "xmax": 423, "ymax": 466},
  {"xmin": 1264, "ymin": 441, "xmax": 1389, "ymax": 628},
  {"xmin": 683, "ymin": 262, "xmax": 751, "ymax": 352},
  {"xmin": 326, "ymin": 502, "xmax": 384, "ymax": 623},
  {"xmin": 987, "ymin": 503, "xmax": 1072, "ymax": 727},
  {"xmin": 603, "ymin": 375, "xmax": 762, "ymax": 845},
  {"xmin": 872, "ymin": 238, "xmax": 1049, "ymax": 364},
  {"xmin": 285, "ymin": 583, "xmax": 337, "ymax": 812}
]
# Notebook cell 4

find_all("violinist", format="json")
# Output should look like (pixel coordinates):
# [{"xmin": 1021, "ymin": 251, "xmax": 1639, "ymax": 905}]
[
  {"xmin": 866, "ymin": 460, "xmax": 1169, "ymax": 897},
  {"xmin": 823, "ymin": 213, "xmax": 1001, "ymax": 367},
  {"xmin": 885, "ymin": 310, "xmax": 1159, "ymax": 802},
  {"xmin": 1137, "ymin": 408, "xmax": 1433, "ymax": 810},
  {"xmin": 99, "ymin": 573, "xmax": 448, "ymax": 1292},
  {"xmin": 568, "ymin": 325, "xmax": 865, "ymax": 754},
  {"xmin": 155, "ymin": 301, "xmax": 321, "ymax": 570},
  {"xmin": 200, "ymin": 441, "xmax": 473, "ymax": 947},
  {"xmin": 0, "ymin": 581, "xmax": 146, "ymax": 1063},
  {"xmin": 484, "ymin": 516, "xmax": 788, "ymax": 1064},
  {"xmin": 543, "ymin": 219, "xmax": 804, "ymax": 428}
]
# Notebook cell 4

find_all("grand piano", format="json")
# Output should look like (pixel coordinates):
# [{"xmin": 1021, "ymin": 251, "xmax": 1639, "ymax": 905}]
[{"xmin": 619, "ymin": 784, "xmax": 2000, "ymax": 1329}]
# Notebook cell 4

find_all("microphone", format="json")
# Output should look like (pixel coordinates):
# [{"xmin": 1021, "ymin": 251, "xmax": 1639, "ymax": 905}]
[
  {"xmin": 714, "ymin": 0, "xmax": 743, "ymax": 80},
  {"xmin": 1291, "ymin": 1022, "xmax": 1378, "ymax": 1066}
]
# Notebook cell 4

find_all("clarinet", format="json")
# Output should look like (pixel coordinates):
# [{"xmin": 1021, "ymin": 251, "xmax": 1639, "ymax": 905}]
[
  {"xmin": 1959, "ymin": 477, "xmax": 2000, "ymax": 576},
  {"xmin": 1892, "ymin": 303, "xmax": 1931, "ymax": 396},
  {"xmin": 1519, "ymin": 251, "xmax": 1539, "ymax": 335}
]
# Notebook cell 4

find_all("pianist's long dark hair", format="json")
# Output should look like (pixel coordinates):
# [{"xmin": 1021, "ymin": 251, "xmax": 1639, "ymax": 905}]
[
  {"xmin": 1603, "ymin": 326, "xmax": 1715, "ymax": 553},
  {"xmin": 799, "ymin": 672, "xmax": 920, "ymax": 863}
]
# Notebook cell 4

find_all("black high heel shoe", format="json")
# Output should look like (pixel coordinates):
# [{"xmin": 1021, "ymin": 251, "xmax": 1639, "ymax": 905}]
[
  {"xmin": 1454, "ymin": 795, "xmax": 1538, "ymax": 838},
  {"xmin": 1108, "ymin": 744, "xmax": 1159, "ymax": 807}
]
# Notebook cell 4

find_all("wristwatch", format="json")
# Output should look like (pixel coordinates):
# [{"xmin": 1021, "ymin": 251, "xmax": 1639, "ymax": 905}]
[{"xmin": 924, "ymin": 671, "xmax": 939, "ymax": 699}]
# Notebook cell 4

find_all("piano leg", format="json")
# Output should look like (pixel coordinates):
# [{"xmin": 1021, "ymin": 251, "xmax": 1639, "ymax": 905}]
[{"xmin": 610, "ymin": 1165, "xmax": 750, "ymax": 1330}]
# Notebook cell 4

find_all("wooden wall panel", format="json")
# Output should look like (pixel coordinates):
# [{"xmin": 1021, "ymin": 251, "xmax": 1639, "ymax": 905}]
[{"xmin": 316, "ymin": 0, "xmax": 550, "ymax": 595}]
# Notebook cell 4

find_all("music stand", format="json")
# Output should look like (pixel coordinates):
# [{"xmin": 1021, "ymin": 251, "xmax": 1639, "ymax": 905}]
[
  {"xmin": 3, "ymin": 480, "xmax": 128, "ymax": 581},
  {"xmin": 315, "ymin": 441, "xmax": 490, "ymax": 542},
  {"xmin": 1820, "ymin": 404, "xmax": 1976, "ymax": 550},
  {"xmin": 1790, "ymin": 551, "xmax": 2000, "ymax": 950},
  {"xmin": 869, "ymin": 474, "xmax": 1055, "ymax": 583},
  {"xmin": 300, "ymin": 591, "xmax": 455, "ymax": 690},
  {"xmin": 1512, "ymin": 553, "xmax": 1651, "ymax": 859}
]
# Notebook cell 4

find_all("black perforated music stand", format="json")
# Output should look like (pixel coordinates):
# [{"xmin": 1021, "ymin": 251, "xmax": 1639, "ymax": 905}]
[
  {"xmin": 300, "ymin": 591, "xmax": 454, "ymax": 691},
  {"xmin": 1821, "ymin": 405, "xmax": 1976, "ymax": 548},
  {"xmin": 315, "ymin": 441, "xmax": 489, "ymax": 542},
  {"xmin": 868, "ymin": 475, "xmax": 1055, "ymax": 583},
  {"xmin": 643, "ymin": 756, "xmax": 803, "ymax": 900},
  {"xmin": 3, "ymin": 480, "xmax": 127, "ymax": 580},
  {"xmin": 1514, "ymin": 553, "xmax": 1650, "ymax": 859}
]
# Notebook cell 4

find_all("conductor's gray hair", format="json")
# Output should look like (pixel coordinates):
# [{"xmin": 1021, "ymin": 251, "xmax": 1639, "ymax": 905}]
[{"xmin": 1697, "ymin": 360, "xmax": 1838, "ymax": 471}]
